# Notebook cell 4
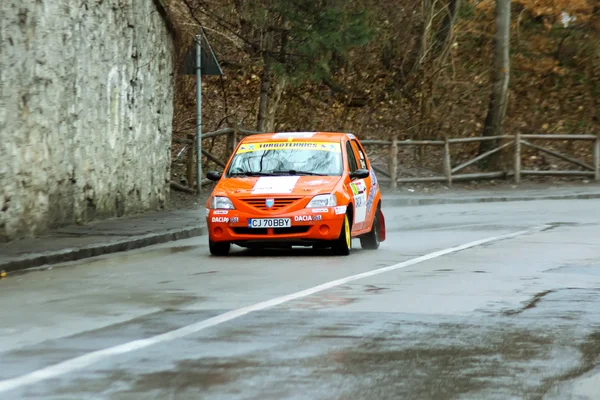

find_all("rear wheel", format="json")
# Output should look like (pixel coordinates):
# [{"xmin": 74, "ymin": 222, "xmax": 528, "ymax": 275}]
[
  {"xmin": 360, "ymin": 207, "xmax": 381, "ymax": 250},
  {"xmin": 209, "ymin": 240, "xmax": 230, "ymax": 256},
  {"xmin": 331, "ymin": 213, "xmax": 352, "ymax": 256}
]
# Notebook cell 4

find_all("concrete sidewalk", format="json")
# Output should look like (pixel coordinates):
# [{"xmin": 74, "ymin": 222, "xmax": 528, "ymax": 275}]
[
  {"xmin": 1, "ymin": 185, "xmax": 599, "ymax": 273},
  {"xmin": 0, "ymin": 209, "xmax": 206, "ymax": 273}
]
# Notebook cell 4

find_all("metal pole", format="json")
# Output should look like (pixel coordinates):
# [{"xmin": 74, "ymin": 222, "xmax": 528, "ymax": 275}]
[
  {"xmin": 594, "ymin": 133, "xmax": 600, "ymax": 182},
  {"xmin": 195, "ymin": 35, "xmax": 203, "ymax": 196},
  {"xmin": 514, "ymin": 131, "xmax": 521, "ymax": 184}
]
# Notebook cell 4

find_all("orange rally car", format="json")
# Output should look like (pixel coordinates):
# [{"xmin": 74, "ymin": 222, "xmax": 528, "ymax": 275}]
[{"xmin": 204, "ymin": 132, "xmax": 386, "ymax": 256}]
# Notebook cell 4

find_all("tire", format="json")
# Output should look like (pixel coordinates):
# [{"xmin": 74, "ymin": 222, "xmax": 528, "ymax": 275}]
[
  {"xmin": 331, "ymin": 213, "xmax": 352, "ymax": 256},
  {"xmin": 209, "ymin": 239, "xmax": 230, "ymax": 256},
  {"xmin": 360, "ymin": 207, "xmax": 381, "ymax": 250}
]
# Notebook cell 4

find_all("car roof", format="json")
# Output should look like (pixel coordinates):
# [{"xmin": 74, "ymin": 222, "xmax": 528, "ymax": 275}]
[{"xmin": 241, "ymin": 132, "xmax": 354, "ymax": 143}]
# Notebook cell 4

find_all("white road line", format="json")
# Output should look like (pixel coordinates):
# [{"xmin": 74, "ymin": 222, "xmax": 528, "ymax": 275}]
[{"xmin": 0, "ymin": 224, "xmax": 550, "ymax": 394}]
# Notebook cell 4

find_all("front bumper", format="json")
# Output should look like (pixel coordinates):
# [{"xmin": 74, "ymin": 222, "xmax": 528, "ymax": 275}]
[{"xmin": 206, "ymin": 206, "xmax": 347, "ymax": 245}]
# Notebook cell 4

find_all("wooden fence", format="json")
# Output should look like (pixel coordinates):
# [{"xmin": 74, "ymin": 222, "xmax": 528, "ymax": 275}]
[
  {"xmin": 171, "ymin": 125, "xmax": 258, "ymax": 192},
  {"xmin": 171, "ymin": 127, "xmax": 600, "ymax": 192}
]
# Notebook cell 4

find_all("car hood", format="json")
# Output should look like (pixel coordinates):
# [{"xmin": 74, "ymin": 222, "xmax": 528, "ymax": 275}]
[{"xmin": 218, "ymin": 175, "xmax": 342, "ymax": 197}]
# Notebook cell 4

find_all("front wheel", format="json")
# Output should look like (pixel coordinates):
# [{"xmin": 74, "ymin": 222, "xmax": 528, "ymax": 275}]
[
  {"xmin": 209, "ymin": 239, "xmax": 230, "ymax": 256},
  {"xmin": 331, "ymin": 213, "xmax": 352, "ymax": 256},
  {"xmin": 360, "ymin": 208, "xmax": 381, "ymax": 250}
]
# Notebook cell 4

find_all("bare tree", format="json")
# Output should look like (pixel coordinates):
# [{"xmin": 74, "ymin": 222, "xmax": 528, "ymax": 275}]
[
  {"xmin": 256, "ymin": 53, "xmax": 272, "ymax": 132},
  {"xmin": 480, "ymin": 0, "xmax": 511, "ymax": 157},
  {"xmin": 433, "ymin": 0, "xmax": 462, "ymax": 64}
]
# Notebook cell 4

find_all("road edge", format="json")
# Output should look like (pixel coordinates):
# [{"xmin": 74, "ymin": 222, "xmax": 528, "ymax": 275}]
[
  {"xmin": 1, "ymin": 225, "xmax": 207, "ymax": 274},
  {"xmin": 383, "ymin": 192, "xmax": 600, "ymax": 206},
  {"xmin": 2, "ymin": 191, "xmax": 599, "ymax": 274}
]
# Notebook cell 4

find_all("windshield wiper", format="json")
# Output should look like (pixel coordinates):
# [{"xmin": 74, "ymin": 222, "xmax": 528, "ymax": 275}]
[
  {"xmin": 270, "ymin": 170, "xmax": 326, "ymax": 176},
  {"xmin": 229, "ymin": 171, "xmax": 275, "ymax": 177}
]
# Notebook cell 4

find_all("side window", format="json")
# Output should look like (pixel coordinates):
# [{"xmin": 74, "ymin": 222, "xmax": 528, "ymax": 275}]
[
  {"xmin": 345, "ymin": 141, "xmax": 359, "ymax": 172},
  {"xmin": 352, "ymin": 140, "xmax": 368, "ymax": 170}
]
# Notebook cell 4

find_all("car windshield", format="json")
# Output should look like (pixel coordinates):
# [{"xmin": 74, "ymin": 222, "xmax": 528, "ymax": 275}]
[{"xmin": 226, "ymin": 141, "xmax": 343, "ymax": 177}]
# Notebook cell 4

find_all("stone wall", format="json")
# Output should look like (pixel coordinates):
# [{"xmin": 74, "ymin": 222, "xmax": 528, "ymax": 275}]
[{"xmin": 0, "ymin": 0, "xmax": 174, "ymax": 241}]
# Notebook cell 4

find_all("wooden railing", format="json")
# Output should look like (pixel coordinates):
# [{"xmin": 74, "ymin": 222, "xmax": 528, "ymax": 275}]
[
  {"xmin": 171, "ymin": 125, "xmax": 261, "ymax": 192},
  {"xmin": 361, "ymin": 133, "xmax": 600, "ymax": 188},
  {"xmin": 171, "ymin": 127, "xmax": 600, "ymax": 192}
]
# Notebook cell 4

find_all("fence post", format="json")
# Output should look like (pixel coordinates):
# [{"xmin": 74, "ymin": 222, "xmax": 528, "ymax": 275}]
[
  {"xmin": 225, "ymin": 130, "xmax": 233, "ymax": 157},
  {"xmin": 186, "ymin": 134, "xmax": 195, "ymax": 189},
  {"xmin": 231, "ymin": 128, "xmax": 238, "ymax": 154},
  {"xmin": 443, "ymin": 136, "xmax": 452, "ymax": 187},
  {"xmin": 514, "ymin": 131, "xmax": 521, "ymax": 184},
  {"xmin": 389, "ymin": 136, "xmax": 398, "ymax": 189},
  {"xmin": 594, "ymin": 133, "xmax": 600, "ymax": 181}
]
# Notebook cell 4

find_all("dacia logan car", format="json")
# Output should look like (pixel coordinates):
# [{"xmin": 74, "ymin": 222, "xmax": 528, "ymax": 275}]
[{"xmin": 204, "ymin": 132, "xmax": 386, "ymax": 256}]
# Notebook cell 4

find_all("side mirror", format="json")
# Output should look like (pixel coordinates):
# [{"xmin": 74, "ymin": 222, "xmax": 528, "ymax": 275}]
[
  {"xmin": 350, "ymin": 169, "xmax": 369, "ymax": 180},
  {"xmin": 206, "ymin": 171, "xmax": 222, "ymax": 181}
]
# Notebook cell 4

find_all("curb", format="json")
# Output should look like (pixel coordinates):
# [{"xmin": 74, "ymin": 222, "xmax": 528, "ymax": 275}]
[
  {"xmin": 384, "ymin": 192, "xmax": 600, "ymax": 207},
  {"xmin": 1, "ymin": 225, "xmax": 207, "ymax": 274}
]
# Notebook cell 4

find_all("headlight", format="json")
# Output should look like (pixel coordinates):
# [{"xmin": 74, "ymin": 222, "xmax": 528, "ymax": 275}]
[
  {"xmin": 306, "ymin": 194, "xmax": 337, "ymax": 208},
  {"xmin": 209, "ymin": 196, "xmax": 235, "ymax": 210}
]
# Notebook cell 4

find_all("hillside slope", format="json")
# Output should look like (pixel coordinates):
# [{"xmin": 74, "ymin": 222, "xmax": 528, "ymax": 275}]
[{"xmin": 166, "ymin": 0, "xmax": 599, "ymax": 186}]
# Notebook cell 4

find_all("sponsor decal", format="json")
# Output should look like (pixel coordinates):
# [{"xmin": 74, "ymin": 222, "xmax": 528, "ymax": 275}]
[
  {"xmin": 236, "ymin": 142, "xmax": 341, "ymax": 154},
  {"xmin": 307, "ymin": 179, "xmax": 328, "ymax": 186},
  {"xmin": 334, "ymin": 205, "xmax": 347, "ymax": 215},
  {"xmin": 365, "ymin": 167, "xmax": 378, "ymax": 216},
  {"xmin": 350, "ymin": 180, "xmax": 367, "ymax": 195},
  {"xmin": 311, "ymin": 208, "xmax": 328, "ymax": 213},
  {"xmin": 313, "ymin": 215, "xmax": 323, "ymax": 221},
  {"xmin": 294, "ymin": 215, "xmax": 313, "ymax": 222},
  {"xmin": 351, "ymin": 179, "xmax": 368, "ymax": 223},
  {"xmin": 230, "ymin": 217, "xmax": 239, "ymax": 223},
  {"xmin": 213, "ymin": 210, "xmax": 229, "ymax": 215},
  {"xmin": 355, "ymin": 194, "xmax": 366, "ymax": 207},
  {"xmin": 211, "ymin": 217, "xmax": 229, "ymax": 223},
  {"xmin": 251, "ymin": 176, "xmax": 300, "ymax": 194}
]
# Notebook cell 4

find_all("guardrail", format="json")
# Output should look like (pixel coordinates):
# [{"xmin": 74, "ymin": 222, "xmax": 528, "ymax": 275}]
[{"xmin": 171, "ymin": 127, "xmax": 600, "ymax": 192}]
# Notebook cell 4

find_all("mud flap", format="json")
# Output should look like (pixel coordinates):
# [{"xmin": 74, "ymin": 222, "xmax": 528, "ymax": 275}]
[{"xmin": 379, "ymin": 209, "xmax": 386, "ymax": 242}]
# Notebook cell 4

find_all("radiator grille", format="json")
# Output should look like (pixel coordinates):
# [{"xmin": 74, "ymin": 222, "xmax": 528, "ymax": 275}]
[{"xmin": 239, "ymin": 197, "xmax": 301, "ymax": 211}]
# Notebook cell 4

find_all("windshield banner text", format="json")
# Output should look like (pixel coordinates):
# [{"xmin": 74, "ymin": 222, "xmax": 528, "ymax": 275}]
[{"xmin": 236, "ymin": 142, "xmax": 341, "ymax": 154}]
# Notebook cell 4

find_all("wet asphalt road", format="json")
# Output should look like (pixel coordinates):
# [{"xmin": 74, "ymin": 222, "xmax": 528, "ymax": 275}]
[{"xmin": 1, "ymin": 199, "xmax": 600, "ymax": 400}]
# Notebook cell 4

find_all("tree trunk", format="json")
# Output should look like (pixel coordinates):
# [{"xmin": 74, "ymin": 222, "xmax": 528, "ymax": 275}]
[
  {"xmin": 434, "ymin": 0, "xmax": 462, "ymax": 64},
  {"xmin": 265, "ymin": 74, "xmax": 287, "ymax": 133},
  {"xmin": 256, "ymin": 54, "xmax": 271, "ymax": 132},
  {"xmin": 479, "ymin": 0, "xmax": 511, "ymax": 164},
  {"xmin": 233, "ymin": 0, "xmax": 254, "ymax": 54}
]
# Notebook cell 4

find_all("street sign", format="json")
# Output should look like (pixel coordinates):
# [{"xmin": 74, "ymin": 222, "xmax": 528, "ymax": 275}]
[{"xmin": 180, "ymin": 30, "xmax": 223, "ymax": 76}]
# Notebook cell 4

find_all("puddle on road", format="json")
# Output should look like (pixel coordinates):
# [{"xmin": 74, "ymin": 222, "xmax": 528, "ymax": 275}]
[
  {"xmin": 191, "ymin": 270, "xmax": 218, "ymax": 276},
  {"xmin": 167, "ymin": 245, "xmax": 201, "ymax": 254},
  {"xmin": 503, "ymin": 289, "xmax": 555, "ymax": 316},
  {"xmin": 545, "ymin": 264, "xmax": 600, "ymax": 276},
  {"xmin": 314, "ymin": 325, "xmax": 563, "ymax": 399},
  {"xmin": 282, "ymin": 283, "xmax": 393, "ymax": 310},
  {"xmin": 283, "ymin": 293, "xmax": 357, "ymax": 310},
  {"xmin": 52, "ymin": 359, "xmax": 261, "ymax": 398},
  {"xmin": 542, "ymin": 331, "xmax": 600, "ymax": 396},
  {"xmin": 364, "ymin": 285, "xmax": 389, "ymax": 294}
]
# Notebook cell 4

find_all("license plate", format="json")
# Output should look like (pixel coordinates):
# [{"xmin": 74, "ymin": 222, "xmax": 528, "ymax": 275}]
[{"xmin": 248, "ymin": 218, "xmax": 291, "ymax": 228}]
